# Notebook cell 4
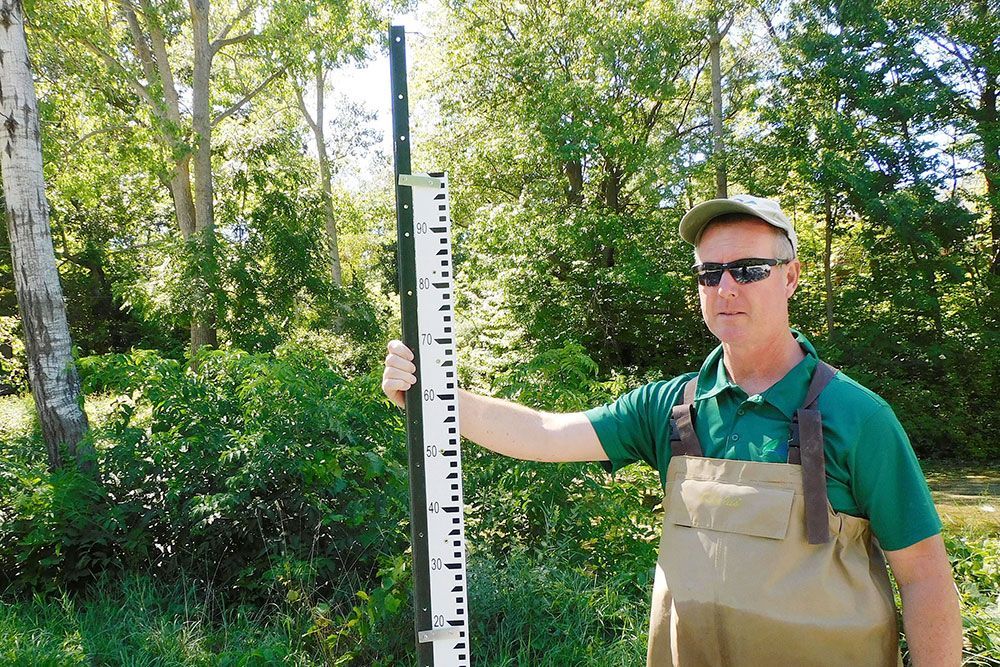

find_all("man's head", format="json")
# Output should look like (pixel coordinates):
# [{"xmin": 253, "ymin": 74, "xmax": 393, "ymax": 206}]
[
  {"xmin": 679, "ymin": 196, "xmax": 800, "ymax": 348},
  {"xmin": 679, "ymin": 194, "xmax": 798, "ymax": 254}
]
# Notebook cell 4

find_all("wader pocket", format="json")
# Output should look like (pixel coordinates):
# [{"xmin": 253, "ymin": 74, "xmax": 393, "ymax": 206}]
[{"xmin": 668, "ymin": 479, "xmax": 795, "ymax": 540}]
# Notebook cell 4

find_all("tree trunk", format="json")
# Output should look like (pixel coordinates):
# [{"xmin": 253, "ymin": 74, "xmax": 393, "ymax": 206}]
[
  {"xmin": 136, "ymin": 0, "xmax": 197, "ymax": 240},
  {"xmin": 564, "ymin": 158, "xmax": 583, "ymax": 205},
  {"xmin": 709, "ymin": 16, "xmax": 727, "ymax": 198},
  {"xmin": 189, "ymin": 0, "xmax": 218, "ymax": 351},
  {"xmin": 981, "ymin": 68, "xmax": 999, "ymax": 276},
  {"xmin": 296, "ymin": 60, "xmax": 343, "ymax": 286},
  {"xmin": 0, "ymin": 0, "xmax": 92, "ymax": 472},
  {"xmin": 823, "ymin": 193, "xmax": 836, "ymax": 339}
]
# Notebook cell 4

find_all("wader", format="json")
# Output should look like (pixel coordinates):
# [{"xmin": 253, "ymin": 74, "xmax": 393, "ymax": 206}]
[{"xmin": 647, "ymin": 362, "xmax": 901, "ymax": 667}]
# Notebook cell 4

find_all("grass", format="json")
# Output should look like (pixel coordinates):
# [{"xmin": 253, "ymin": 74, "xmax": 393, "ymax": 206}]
[
  {"xmin": 0, "ymin": 576, "xmax": 324, "ymax": 666},
  {"xmin": 923, "ymin": 462, "xmax": 1000, "ymax": 536}
]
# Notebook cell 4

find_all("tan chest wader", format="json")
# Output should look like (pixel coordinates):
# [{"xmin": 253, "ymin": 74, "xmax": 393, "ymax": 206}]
[{"xmin": 647, "ymin": 362, "xmax": 901, "ymax": 667}]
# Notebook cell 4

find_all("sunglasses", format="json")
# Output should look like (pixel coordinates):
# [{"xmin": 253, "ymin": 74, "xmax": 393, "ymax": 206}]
[{"xmin": 692, "ymin": 258, "xmax": 791, "ymax": 287}]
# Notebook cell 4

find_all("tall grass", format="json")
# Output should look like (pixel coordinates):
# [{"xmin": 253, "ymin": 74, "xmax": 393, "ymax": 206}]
[{"xmin": 0, "ymin": 575, "xmax": 321, "ymax": 665}]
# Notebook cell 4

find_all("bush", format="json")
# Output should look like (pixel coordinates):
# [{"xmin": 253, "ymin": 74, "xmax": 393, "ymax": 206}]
[
  {"xmin": 460, "ymin": 342, "xmax": 660, "ymax": 577},
  {"xmin": 0, "ymin": 344, "xmax": 409, "ymax": 605},
  {"xmin": 945, "ymin": 533, "xmax": 1000, "ymax": 665},
  {"xmin": 466, "ymin": 549, "xmax": 647, "ymax": 666},
  {"xmin": 0, "ymin": 315, "xmax": 26, "ymax": 396}
]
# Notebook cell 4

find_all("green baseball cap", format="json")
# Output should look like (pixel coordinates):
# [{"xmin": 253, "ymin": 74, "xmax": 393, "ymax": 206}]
[{"xmin": 679, "ymin": 194, "xmax": 798, "ymax": 254}]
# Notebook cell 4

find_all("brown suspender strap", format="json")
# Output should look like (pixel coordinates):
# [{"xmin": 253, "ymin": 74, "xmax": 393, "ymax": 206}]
[
  {"xmin": 683, "ymin": 375, "xmax": 697, "ymax": 403},
  {"xmin": 802, "ymin": 361, "xmax": 838, "ymax": 410},
  {"xmin": 787, "ymin": 361, "xmax": 839, "ymax": 545},
  {"xmin": 670, "ymin": 378, "xmax": 702, "ymax": 457},
  {"xmin": 797, "ymin": 408, "xmax": 829, "ymax": 544}
]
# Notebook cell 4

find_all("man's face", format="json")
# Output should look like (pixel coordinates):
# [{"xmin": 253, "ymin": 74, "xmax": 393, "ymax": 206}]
[{"xmin": 695, "ymin": 219, "xmax": 800, "ymax": 347}]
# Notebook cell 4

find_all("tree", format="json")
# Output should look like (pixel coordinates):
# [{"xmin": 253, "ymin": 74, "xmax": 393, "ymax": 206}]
[
  {"xmin": 36, "ymin": 0, "xmax": 291, "ymax": 352},
  {"xmin": 287, "ymin": 0, "xmax": 383, "ymax": 287},
  {"xmin": 892, "ymin": 0, "xmax": 1000, "ymax": 275},
  {"xmin": 419, "ymin": 0, "xmax": 717, "ymax": 372},
  {"xmin": 706, "ymin": 7, "xmax": 734, "ymax": 197},
  {"xmin": 0, "ymin": 0, "xmax": 92, "ymax": 471}
]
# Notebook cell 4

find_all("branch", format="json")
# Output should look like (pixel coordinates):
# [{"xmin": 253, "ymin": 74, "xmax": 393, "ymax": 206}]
[
  {"xmin": 215, "ymin": 3, "xmax": 255, "ymax": 44},
  {"xmin": 211, "ymin": 67, "xmax": 287, "ymax": 127},
  {"xmin": 922, "ymin": 33, "xmax": 980, "ymax": 84},
  {"xmin": 744, "ymin": 0, "xmax": 781, "ymax": 54},
  {"xmin": 719, "ymin": 15, "xmax": 735, "ymax": 39},
  {"xmin": 122, "ymin": 5, "xmax": 157, "ymax": 84},
  {"xmin": 211, "ymin": 31, "xmax": 255, "ymax": 55},
  {"xmin": 72, "ymin": 35, "xmax": 162, "ymax": 117},
  {"xmin": 671, "ymin": 53, "xmax": 709, "ymax": 135},
  {"xmin": 141, "ymin": 0, "xmax": 184, "ymax": 124},
  {"xmin": 59, "ymin": 124, "xmax": 135, "ymax": 158},
  {"xmin": 294, "ymin": 86, "xmax": 319, "ymax": 133}
]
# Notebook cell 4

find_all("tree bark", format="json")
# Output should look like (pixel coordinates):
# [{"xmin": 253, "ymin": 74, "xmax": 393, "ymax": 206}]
[
  {"xmin": 981, "ymin": 68, "xmax": 999, "ymax": 275},
  {"xmin": 0, "ymin": 0, "xmax": 92, "ymax": 472},
  {"xmin": 189, "ymin": 0, "xmax": 218, "ymax": 351},
  {"xmin": 296, "ymin": 58, "xmax": 343, "ymax": 286},
  {"xmin": 709, "ymin": 15, "xmax": 727, "ymax": 198},
  {"xmin": 564, "ymin": 158, "xmax": 583, "ymax": 205},
  {"xmin": 823, "ymin": 193, "xmax": 836, "ymax": 338}
]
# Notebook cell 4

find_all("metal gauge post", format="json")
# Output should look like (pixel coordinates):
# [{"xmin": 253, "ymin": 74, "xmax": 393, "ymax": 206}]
[{"xmin": 390, "ymin": 24, "xmax": 470, "ymax": 667}]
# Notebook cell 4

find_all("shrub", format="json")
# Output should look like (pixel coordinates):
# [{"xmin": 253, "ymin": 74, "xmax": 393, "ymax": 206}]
[
  {"xmin": 0, "ymin": 344, "xmax": 409, "ymax": 605},
  {"xmin": 0, "ymin": 315, "xmax": 26, "ymax": 396},
  {"xmin": 945, "ymin": 533, "xmax": 1000, "ymax": 665},
  {"xmin": 460, "ymin": 342, "xmax": 660, "ymax": 576}
]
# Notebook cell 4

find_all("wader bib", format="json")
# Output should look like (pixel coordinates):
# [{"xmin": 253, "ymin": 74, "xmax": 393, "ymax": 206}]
[{"xmin": 647, "ymin": 362, "xmax": 901, "ymax": 667}]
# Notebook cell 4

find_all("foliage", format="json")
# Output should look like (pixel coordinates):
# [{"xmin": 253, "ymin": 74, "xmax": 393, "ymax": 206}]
[
  {"xmin": 0, "ymin": 343, "xmax": 408, "ymax": 602},
  {"xmin": 299, "ymin": 553, "xmax": 412, "ymax": 666},
  {"xmin": 459, "ymin": 343, "xmax": 660, "ymax": 578},
  {"xmin": 418, "ymin": 0, "xmax": 716, "ymax": 373},
  {"xmin": 0, "ymin": 316, "xmax": 26, "ymax": 395},
  {"xmin": 945, "ymin": 533, "xmax": 1000, "ymax": 665}
]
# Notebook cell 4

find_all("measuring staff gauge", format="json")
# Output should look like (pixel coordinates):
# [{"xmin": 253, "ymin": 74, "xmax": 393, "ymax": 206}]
[{"xmin": 390, "ymin": 25, "xmax": 470, "ymax": 667}]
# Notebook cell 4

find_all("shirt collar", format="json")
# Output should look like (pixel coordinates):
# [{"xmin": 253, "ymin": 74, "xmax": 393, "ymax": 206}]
[{"xmin": 694, "ymin": 329, "xmax": 819, "ymax": 419}]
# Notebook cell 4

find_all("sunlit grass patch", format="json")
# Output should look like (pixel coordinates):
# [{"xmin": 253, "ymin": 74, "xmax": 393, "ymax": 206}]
[
  {"xmin": 924, "ymin": 462, "xmax": 1000, "ymax": 536},
  {"xmin": 0, "ymin": 393, "xmax": 126, "ymax": 442}
]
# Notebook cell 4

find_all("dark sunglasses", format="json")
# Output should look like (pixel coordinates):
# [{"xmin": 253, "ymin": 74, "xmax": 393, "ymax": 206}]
[{"xmin": 691, "ymin": 258, "xmax": 791, "ymax": 287}]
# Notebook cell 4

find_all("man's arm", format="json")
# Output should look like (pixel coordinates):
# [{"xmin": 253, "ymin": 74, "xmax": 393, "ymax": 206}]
[
  {"xmin": 382, "ymin": 340, "xmax": 608, "ymax": 463},
  {"xmin": 884, "ymin": 534, "xmax": 962, "ymax": 666}
]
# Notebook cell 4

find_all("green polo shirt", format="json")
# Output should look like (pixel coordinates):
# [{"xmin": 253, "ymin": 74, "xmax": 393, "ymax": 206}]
[{"xmin": 584, "ymin": 330, "xmax": 941, "ymax": 551}]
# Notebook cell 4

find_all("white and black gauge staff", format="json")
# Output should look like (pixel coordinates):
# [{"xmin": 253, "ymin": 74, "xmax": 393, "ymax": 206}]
[{"xmin": 389, "ymin": 24, "xmax": 471, "ymax": 667}]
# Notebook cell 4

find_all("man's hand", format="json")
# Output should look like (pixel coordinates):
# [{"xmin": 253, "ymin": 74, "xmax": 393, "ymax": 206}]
[{"xmin": 382, "ymin": 339, "xmax": 416, "ymax": 409}]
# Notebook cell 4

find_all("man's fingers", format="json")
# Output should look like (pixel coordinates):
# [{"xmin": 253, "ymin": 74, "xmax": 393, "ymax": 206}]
[
  {"xmin": 382, "ymin": 378, "xmax": 411, "ymax": 393},
  {"xmin": 384, "ymin": 353, "xmax": 417, "ymax": 374},
  {"xmin": 387, "ymin": 339, "xmax": 414, "ymax": 361},
  {"xmin": 383, "ymin": 366, "xmax": 416, "ymax": 386},
  {"xmin": 382, "ymin": 340, "xmax": 416, "ymax": 410}
]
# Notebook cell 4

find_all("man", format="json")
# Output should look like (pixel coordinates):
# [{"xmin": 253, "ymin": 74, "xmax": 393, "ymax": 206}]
[{"xmin": 382, "ymin": 195, "xmax": 962, "ymax": 666}]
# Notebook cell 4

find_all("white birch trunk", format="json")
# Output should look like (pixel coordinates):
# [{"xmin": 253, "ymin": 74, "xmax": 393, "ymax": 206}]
[{"xmin": 0, "ymin": 0, "xmax": 92, "ymax": 471}]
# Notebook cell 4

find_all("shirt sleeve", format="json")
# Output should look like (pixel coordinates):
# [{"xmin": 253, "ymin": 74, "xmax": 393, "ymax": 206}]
[
  {"xmin": 583, "ymin": 375, "xmax": 693, "ymax": 476},
  {"xmin": 848, "ymin": 404, "xmax": 942, "ymax": 551}
]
